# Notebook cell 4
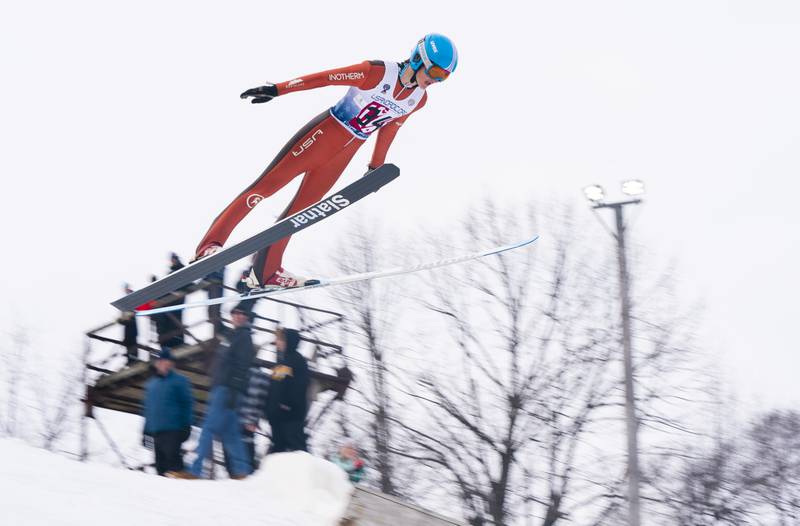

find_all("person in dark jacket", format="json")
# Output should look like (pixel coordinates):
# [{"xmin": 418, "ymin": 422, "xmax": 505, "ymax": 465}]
[
  {"xmin": 178, "ymin": 306, "xmax": 256, "ymax": 479},
  {"xmin": 205, "ymin": 267, "xmax": 225, "ymax": 335},
  {"xmin": 142, "ymin": 347, "xmax": 193, "ymax": 476},
  {"xmin": 266, "ymin": 327, "xmax": 310, "ymax": 453},
  {"xmin": 163, "ymin": 253, "xmax": 187, "ymax": 346},
  {"xmin": 235, "ymin": 268, "xmax": 257, "ymax": 316},
  {"xmin": 120, "ymin": 284, "xmax": 139, "ymax": 364}
]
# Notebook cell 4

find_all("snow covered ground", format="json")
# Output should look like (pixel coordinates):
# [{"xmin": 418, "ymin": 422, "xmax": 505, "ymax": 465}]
[{"xmin": 0, "ymin": 439, "xmax": 352, "ymax": 526}]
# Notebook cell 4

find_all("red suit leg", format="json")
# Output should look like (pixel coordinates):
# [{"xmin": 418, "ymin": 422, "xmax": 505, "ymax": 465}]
[
  {"xmin": 252, "ymin": 140, "xmax": 361, "ymax": 283},
  {"xmin": 196, "ymin": 111, "xmax": 360, "ymax": 255}
]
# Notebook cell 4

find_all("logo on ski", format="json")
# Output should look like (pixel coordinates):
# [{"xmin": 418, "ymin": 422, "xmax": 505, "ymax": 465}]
[
  {"xmin": 289, "ymin": 195, "xmax": 351, "ymax": 228},
  {"xmin": 246, "ymin": 194, "xmax": 264, "ymax": 208}
]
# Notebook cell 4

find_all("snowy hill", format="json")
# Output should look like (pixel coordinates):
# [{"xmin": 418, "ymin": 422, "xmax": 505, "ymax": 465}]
[{"xmin": 0, "ymin": 440, "xmax": 352, "ymax": 526}]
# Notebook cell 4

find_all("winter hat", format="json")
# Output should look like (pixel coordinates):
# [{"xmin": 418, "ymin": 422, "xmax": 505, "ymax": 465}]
[
  {"xmin": 232, "ymin": 303, "xmax": 250, "ymax": 315},
  {"xmin": 232, "ymin": 303, "xmax": 256, "ymax": 321},
  {"xmin": 158, "ymin": 346, "xmax": 175, "ymax": 361}
]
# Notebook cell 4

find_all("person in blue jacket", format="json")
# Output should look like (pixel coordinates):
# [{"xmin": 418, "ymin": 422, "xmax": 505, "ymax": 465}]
[{"xmin": 143, "ymin": 347, "xmax": 194, "ymax": 476}]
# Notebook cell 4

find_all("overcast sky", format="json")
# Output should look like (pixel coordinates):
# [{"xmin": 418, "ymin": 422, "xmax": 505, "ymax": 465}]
[{"xmin": 1, "ymin": 1, "xmax": 798, "ymax": 410}]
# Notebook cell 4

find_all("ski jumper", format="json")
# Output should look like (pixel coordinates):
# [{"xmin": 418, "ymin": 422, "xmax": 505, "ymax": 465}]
[{"xmin": 197, "ymin": 60, "xmax": 428, "ymax": 284}]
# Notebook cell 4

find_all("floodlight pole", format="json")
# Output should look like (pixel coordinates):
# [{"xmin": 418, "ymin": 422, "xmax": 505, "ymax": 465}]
[{"xmin": 593, "ymin": 197, "xmax": 642, "ymax": 526}]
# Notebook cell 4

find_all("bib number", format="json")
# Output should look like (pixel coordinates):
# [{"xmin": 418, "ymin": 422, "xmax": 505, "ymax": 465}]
[{"xmin": 349, "ymin": 102, "xmax": 392, "ymax": 135}]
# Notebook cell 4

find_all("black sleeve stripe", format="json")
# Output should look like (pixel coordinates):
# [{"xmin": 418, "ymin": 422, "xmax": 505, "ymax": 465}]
[{"xmin": 369, "ymin": 60, "xmax": 385, "ymax": 66}]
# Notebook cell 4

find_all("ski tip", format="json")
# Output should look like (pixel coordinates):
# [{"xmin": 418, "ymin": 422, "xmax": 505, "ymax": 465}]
[
  {"xmin": 514, "ymin": 234, "xmax": 540, "ymax": 248},
  {"xmin": 367, "ymin": 164, "xmax": 400, "ymax": 193},
  {"xmin": 377, "ymin": 163, "xmax": 400, "ymax": 179}
]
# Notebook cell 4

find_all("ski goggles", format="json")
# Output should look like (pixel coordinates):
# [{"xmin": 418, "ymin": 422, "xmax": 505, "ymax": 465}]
[
  {"xmin": 423, "ymin": 64, "xmax": 451, "ymax": 82},
  {"xmin": 411, "ymin": 57, "xmax": 451, "ymax": 82},
  {"xmin": 414, "ymin": 44, "xmax": 452, "ymax": 82}
]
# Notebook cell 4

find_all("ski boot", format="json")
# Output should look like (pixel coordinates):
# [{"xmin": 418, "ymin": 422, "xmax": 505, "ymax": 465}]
[
  {"xmin": 244, "ymin": 266, "xmax": 318, "ymax": 291},
  {"xmin": 190, "ymin": 242, "xmax": 222, "ymax": 264}
]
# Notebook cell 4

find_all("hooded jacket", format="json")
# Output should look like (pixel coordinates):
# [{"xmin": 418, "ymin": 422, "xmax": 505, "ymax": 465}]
[{"xmin": 266, "ymin": 329, "xmax": 310, "ymax": 421}]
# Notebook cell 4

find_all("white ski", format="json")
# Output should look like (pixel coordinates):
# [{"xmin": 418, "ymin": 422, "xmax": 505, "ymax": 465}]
[{"xmin": 136, "ymin": 234, "xmax": 539, "ymax": 317}]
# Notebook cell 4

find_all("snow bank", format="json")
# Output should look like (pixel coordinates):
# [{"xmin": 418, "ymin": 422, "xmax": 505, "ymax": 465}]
[{"xmin": 0, "ymin": 440, "xmax": 352, "ymax": 526}]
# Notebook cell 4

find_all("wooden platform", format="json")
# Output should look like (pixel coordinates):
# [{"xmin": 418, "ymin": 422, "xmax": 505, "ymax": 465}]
[{"xmin": 86, "ymin": 337, "xmax": 351, "ymax": 422}]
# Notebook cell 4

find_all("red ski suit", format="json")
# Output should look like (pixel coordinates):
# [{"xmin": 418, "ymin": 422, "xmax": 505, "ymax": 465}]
[{"xmin": 197, "ymin": 60, "xmax": 428, "ymax": 283}]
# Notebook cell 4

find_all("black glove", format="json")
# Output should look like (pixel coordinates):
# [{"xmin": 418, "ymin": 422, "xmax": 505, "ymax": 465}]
[
  {"xmin": 240, "ymin": 83, "xmax": 278, "ymax": 104},
  {"xmin": 142, "ymin": 434, "xmax": 154, "ymax": 450}
]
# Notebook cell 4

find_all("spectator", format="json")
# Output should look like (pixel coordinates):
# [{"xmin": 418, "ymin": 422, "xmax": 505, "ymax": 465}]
[
  {"xmin": 120, "ymin": 283, "xmax": 139, "ymax": 365},
  {"xmin": 168, "ymin": 250, "xmax": 187, "ymax": 317},
  {"xmin": 266, "ymin": 327, "xmax": 310, "ymax": 453},
  {"xmin": 146, "ymin": 275, "xmax": 159, "ymax": 347},
  {"xmin": 171, "ymin": 306, "xmax": 255, "ymax": 479},
  {"xmin": 154, "ymin": 310, "xmax": 184, "ymax": 348},
  {"xmin": 235, "ymin": 268, "xmax": 257, "ymax": 316},
  {"xmin": 142, "ymin": 347, "xmax": 193, "ymax": 476},
  {"xmin": 205, "ymin": 267, "xmax": 225, "ymax": 335},
  {"xmin": 224, "ymin": 365, "xmax": 270, "ymax": 473},
  {"xmin": 329, "ymin": 443, "xmax": 365, "ymax": 484},
  {"xmin": 154, "ymin": 254, "xmax": 186, "ymax": 348},
  {"xmin": 169, "ymin": 252, "xmax": 185, "ymax": 274}
]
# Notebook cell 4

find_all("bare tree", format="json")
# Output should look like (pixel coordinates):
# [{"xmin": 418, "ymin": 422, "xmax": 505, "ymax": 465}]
[
  {"xmin": 745, "ymin": 410, "xmax": 800, "ymax": 523},
  {"xmin": 648, "ymin": 406, "xmax": 800, "ymax": 525},
  {"xmin": 2, "ymin": 327, "xmax": 29, "ymax": 437},
  {"xmin": 325, "ymin": 221, "xmax": 407, "ymax": 496},
  {"xmin": 743, "ymin": 411, "xmax": 800, "ymax": 526},
  {"xmin": 381, "ymin": 200, "xmax": 631, "ymax": 525},
  {"xmin": 366, "ymin": 197, "xmax": 705, "ymax": 526},
  {"xmin": 313, "ymin": 197, "xmax": 703, "ymax": 523},
  {"xmin": 30, "ymin": 353, "xmax": 85, "ymax": 451},
  {"xmin": 0, "ymin": 328, "xmax": 84, "ymax": 452},
  {"xmin": 656, "ymin": 438, "xmax": 755, "ymax": 524}
]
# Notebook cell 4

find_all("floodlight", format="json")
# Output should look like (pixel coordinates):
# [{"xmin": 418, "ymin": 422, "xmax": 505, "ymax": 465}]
[
  {"xmin": 583, "ymin": 184, "xmax": 605, "ymax": 203},
  {"xmin": 622, "ymin": 179, "xmax": 645, "ymax": 196}
]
